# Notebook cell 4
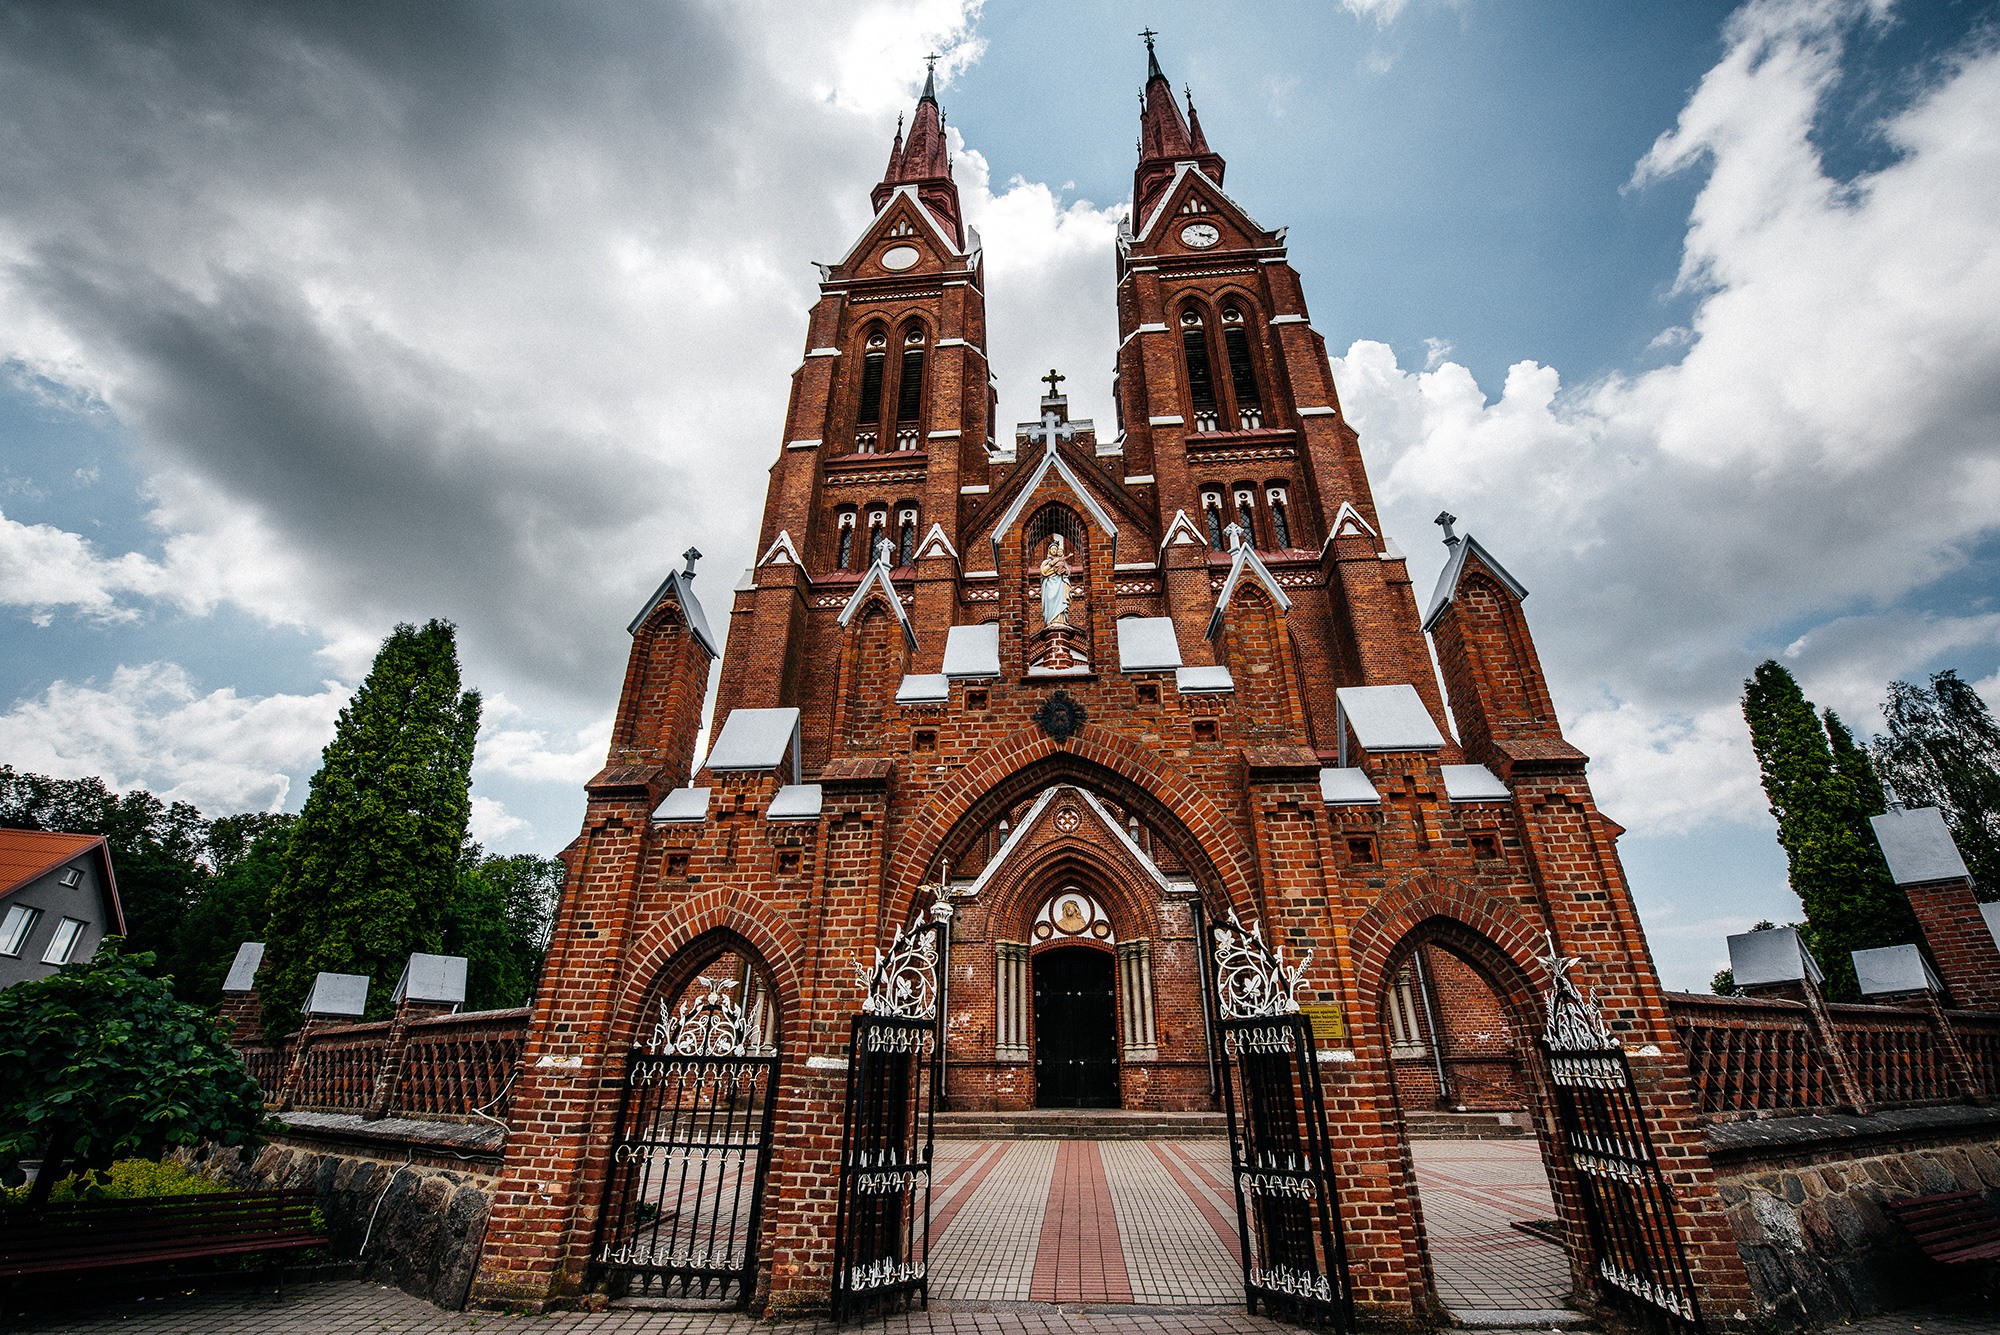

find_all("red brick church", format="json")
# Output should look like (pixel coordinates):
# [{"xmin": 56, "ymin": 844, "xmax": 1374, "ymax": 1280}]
[{"xmin": 471, "ymin": 41, "xmax": 1756, "ymax": 1325}]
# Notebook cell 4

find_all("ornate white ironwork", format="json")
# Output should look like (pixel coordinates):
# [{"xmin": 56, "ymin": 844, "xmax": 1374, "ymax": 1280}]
[
  {"xmin": 650, "ymin": 977, "xmax": 751, "ymax": 1056},
  {"xmin": 857, "ymin": 914, "xmax": 942, "ymax": 1018},
  {"xmin": 1541, "ymin": 931, "xmax": 1614, "ymax": 1051},
  {"xmin": 1211, "ymin": 909, "xmax": 1310, "ymax": 1019}
]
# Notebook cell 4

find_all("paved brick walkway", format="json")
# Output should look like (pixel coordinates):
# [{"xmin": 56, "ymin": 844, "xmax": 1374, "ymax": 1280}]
[{"xmin": 1407, "ymin": 1140, "xmax": 1570, "ymax": 1312}]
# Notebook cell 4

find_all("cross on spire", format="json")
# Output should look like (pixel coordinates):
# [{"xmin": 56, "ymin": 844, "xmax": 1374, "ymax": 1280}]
[
  {"xmin": 924, "ymin": 52, "xmax": 941, "ymax": 74},
  {"xmin": 1041, "ymin": 368, "xmax": 1066, "ymax": 397},
  {"xmin": 1139, "ymin": 27, "xmax": 1158, "ymax": 48}
]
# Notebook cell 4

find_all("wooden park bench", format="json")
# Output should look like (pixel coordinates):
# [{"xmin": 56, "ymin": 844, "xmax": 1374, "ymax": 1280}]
[
  {"xmin": 0, "ymin": 1189, "xmax": 329, "ymax": 1292},
  {"xmin": 1886, "ymin": 1190, "xmax": 2000, "ymax": 1267}
]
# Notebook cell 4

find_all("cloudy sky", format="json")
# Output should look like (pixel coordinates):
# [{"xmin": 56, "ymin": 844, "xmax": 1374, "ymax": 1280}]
[{"xmin": 2, "ymin": 0, "xmax": 1997, "ymax": 990}]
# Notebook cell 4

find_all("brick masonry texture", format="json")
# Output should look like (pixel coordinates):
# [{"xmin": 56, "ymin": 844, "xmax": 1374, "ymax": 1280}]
[{"xmin": 467, "ymin": 60, "xmax": 1763, "ymax": 1328}]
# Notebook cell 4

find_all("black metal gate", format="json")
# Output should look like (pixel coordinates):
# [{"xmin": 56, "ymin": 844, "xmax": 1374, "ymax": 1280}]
[
  {"xmin": 1205, "ymin": 910, "xmax": 1355, "ymax": 1330},
  {"xmin": 1538, "ymin": 936, "xmax": 1704, "ymax": 1332},
  {"xmin": 593, "ymin": 978, "xmax": 778, "ymax": 1306},
  {"xmin": 832, "ymin": 910, "xmax": 949, "ymax": 1321}
]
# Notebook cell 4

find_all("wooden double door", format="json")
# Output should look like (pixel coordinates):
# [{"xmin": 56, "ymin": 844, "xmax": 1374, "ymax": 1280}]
[{"xmin": 1032, "ymin": 947, "xmax": 1119, "ymax": 1107}]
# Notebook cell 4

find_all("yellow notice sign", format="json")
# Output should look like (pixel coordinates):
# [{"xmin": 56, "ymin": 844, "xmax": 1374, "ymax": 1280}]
[{"xmin": 1299, "ymin": 1003, "xmax": 1347, "ymax": 1046}]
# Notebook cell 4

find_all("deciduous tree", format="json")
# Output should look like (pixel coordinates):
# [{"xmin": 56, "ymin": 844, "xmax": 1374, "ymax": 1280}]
[{"xmin": 1873, "ymin": 669, "xmax": 2000, "ymax": 900}]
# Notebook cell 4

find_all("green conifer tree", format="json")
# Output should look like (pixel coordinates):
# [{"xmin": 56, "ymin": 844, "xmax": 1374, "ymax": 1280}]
[
  {"xmin": 260, "ymin": 621, "xmax": 481, "ymax": 1036},
  {"xmin": 1741, "ymin": 661, "xmax": 1919, "ymax": 999}
]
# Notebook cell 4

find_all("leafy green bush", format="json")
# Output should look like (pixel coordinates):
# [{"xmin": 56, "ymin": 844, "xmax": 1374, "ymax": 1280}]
[
  {"xmin": 0, "ymin": 939, "xmax": 271, "ymax": 1205},
  {"xmin": 6, "ymin": 1157, "xmax": 225, "ymax": 1204}
]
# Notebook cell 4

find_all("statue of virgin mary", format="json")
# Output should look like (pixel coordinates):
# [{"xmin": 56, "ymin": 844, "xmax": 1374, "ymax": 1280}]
[{"xmin": 1039, "ymin": 534, "xmax": 1078, "ymax": 629}]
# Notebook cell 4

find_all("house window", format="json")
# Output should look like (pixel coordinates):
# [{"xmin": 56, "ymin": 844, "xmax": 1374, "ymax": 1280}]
[
  {"xmin": 1221, "ymin": 307, "xmax": 1261, "ymax": 427},
  {"xmin": 1267, "ymin": 486, "xmax": 1291, "ymax": 549},
  {"xmin": 42, "ymin": 917, "xmax": 85, "ymax": 966},
  {"xmin": 58, "ymin": 867, "xmax": 82, "ymax": 888},
  {"xmin": 0, "ymin": 904, "xmax": 40, "ymax": 956},
  {"xmin": 1181, "ymin": 310, "xmax": 1218, "ymax": 430}
]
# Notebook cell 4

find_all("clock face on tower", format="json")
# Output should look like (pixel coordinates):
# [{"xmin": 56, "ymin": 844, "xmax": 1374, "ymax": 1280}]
[{"xmin": 1180, "ymin": 222, "xmax": 1220, "ymax": 249}]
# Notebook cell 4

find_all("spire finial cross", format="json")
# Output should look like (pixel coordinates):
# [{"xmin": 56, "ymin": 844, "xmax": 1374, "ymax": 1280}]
[
  {"xmin": 1041, "ymin": 367, "xmax": 1066, "ymax": 397},
  {"xmin": 1139, "ymin": 27, "xmax": 1158, "ymax": 49},
  {"xmin": 924, "ymin": 52, "xmax": 941, "ymax": 75}
]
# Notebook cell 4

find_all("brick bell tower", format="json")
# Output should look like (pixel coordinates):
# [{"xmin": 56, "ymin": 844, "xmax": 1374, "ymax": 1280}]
[{"xmin": 472, "ymin": 41, "xmax": 1756, "ymax": 1325}]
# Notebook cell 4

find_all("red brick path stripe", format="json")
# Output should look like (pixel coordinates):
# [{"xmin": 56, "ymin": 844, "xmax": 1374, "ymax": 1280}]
[
  {"xmin": 1150, "ymin": 1142, "xmax": 1243, "ymax": 1263},
  {"xmin": 1029, "ymin": 1141, "xmax": 1133, "ymax": 1302},
  {"xmin": 928, "ymin": 1141, "xmax": 1009, "ymax": 1241}
]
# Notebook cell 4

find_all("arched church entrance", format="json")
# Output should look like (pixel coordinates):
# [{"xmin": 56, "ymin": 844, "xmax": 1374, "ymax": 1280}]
[
  {"xmin": 1031, "ymin": 944, "xmax": 1119, "ymax": 1107},
  {"xmin": 906, "ymin": 776, "xmax": 1249, "ymax": 1306},
  {"xmin": 1371, "ymin": 917, "xmax": 1572, "ymax": 1319}
]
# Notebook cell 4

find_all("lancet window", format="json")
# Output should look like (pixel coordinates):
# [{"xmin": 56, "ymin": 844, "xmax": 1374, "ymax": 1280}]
[
  {"xmin": 1221, "ymin": 306, "xmax": 1262, "ymax": 428},
  {"xmin": 855, "ymin": 327, "xmax": 888, "ymax": 452},
  {"xmin": 1267, "ymin": 484, "xmax": 1291, "ymax": 549},
  {"xmin": 836, "ymin": 508, "xmax": 857, "ymax": 569},
  {"xmin": 1180, "ymin": 308, "xmax": 1219, "ymax": 432},
  {"xmin": 897, "ymin": 506, "xmax": 918, "ymax": 565},
  {"xmin": 1201, "ymin": 488, "xmax": 1226, "ymax": 552}
]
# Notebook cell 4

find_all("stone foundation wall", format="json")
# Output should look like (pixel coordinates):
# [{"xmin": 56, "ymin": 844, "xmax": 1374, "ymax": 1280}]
[
  {"xmin": 1712, "ymin": 1114, "xmax": 2000, "ymax": 1329},
  {"xmin": 175, "ymin": 1119, "xmax": 499, "ymax": 1310}
]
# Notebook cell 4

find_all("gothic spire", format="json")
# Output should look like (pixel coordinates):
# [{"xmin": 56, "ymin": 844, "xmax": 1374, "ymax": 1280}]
[
  {"xmin": 1131, "ymin": 35, "xmax": 1225, "ymax": 228},
  {"xmin": 871, "ymin": 58, "xmax": 964, "ymax": 246}
]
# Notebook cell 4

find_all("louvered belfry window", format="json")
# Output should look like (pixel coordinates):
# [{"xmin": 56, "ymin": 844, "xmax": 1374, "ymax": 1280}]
[
  {"xmin": 1224, "ymin": 325, "xmax": 1260, "ymax": 412},
  {"xmin": 857, "ymin": 353, "xmax": 886, "ymax": 424},
  {"xmin": 896, "ymin": 351, "xmax": 924, "ymax": 422},
  {"xmin": 1181, "ymin": 311, "xmax": 1217, "ymax": 413}
]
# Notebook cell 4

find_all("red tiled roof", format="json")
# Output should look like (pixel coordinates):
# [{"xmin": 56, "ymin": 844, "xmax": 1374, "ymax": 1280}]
[{"xmin": 0, "ymin": 829, "xmax": 102, "ymax": 898}]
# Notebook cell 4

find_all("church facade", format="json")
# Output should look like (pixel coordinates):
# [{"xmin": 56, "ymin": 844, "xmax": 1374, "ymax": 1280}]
[{"xmin": 470, "ymin": 43, "xmax": 1756, "ymax": 1324}]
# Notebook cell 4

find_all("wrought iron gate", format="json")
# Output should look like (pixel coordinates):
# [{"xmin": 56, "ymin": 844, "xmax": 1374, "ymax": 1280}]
[
  {"xmin": 1204, "ymin": 910, "xmax": 1355, "ymax": 1331},
  {"xmin": 832, "ymin": 904, "xmax": 951, "ymax": 1321},
  {"xmin": 1538, "ymin": 935, "xmax": 1705, "ymax": 1333},
  {"xmin": 594, "ymin": 977, "xmax": 778, "ymax": 1306}
]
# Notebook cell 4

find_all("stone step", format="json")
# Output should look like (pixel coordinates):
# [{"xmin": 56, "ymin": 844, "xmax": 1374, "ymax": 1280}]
[
  {"xmin": 1449, "ymin": 1307, "xmax": 1594, "ymax": 1329},
  {"xmin": 1402, "ymin": 1110, "xmax": 1532, "ymax": 1140},
  {"xmin": 934, "ymin": 1109, "xmax": 1226, "ymax": 1139}
]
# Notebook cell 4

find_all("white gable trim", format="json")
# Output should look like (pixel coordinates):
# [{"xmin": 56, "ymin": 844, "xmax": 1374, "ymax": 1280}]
[
  {"xmin": 1422, "ymin": 532, "xmax": 1530, "ymax": 632},
  {"xmin": 1160, "ymin": 509, "xmax": 1207, "ymax": 549},
  {"xmin": 961, "ymin": 785, "xmax": 1170, "ymax": 900},
  {"xmin": 915, "ymin": 522, "xmax": 959, "ymax": 562},
  {"xmin": 1327, "ymin": 501, "xmax": 1378, "ymax": 541},
  {"xmin": 987, "ymin": 441, "xmax": 1121, "ymax": 568},
  {"xmin": 837, "ymin": 562, "xmax": 917, "ymax": 649},
  {"xmin": 759, "ymin": 530, "xmax": 805, "ymax": 569},
  {"xmin": 836, "ymin": 184, "xmax": 966, "ymax": 268},
  {"xmin": 1133, "ymin": 164, "xmax": 1270, "ymax": 244},
  {"xmin": 1205, "ymin": 541, "xmax": 1293, "ymax": 641}
]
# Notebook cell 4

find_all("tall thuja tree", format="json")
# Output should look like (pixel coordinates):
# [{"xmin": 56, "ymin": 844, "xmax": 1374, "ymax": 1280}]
[
  {"xmin": 1873, "ymin": 670, "xmax": 2000, "ymax": 900},
  {"xmin": 261, "ymin": 621, "xmax": 481, "ymax": 1036},
  {"xmin": 1742, "ymin": 661, "xmax": 1919, "ymax": 999}
]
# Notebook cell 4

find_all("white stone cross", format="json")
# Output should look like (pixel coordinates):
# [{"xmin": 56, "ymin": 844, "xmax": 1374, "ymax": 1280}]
[{"xmin": 1022, "ymin": 406, "xmax": 1076, "ymax": 455}]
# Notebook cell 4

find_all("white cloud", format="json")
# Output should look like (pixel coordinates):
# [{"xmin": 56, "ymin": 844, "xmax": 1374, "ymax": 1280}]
[
  {"xmin": 1337, "ymin": 0, "xmax": 2000, "ymax": 835},
  {"xmin": 1341, "ymin": 0, "xmax": 1413, "ymax": 27},
  {"xmin": 469, "ymin": 794, "xmax": 530, "ymax": 844},
  {"xmin": 0, "ymin": 663, "xmax": 346, "ymax": 813},
  {"xmin": 476, "ymin": 704, "xmax": 613, "ymax": 786}
]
